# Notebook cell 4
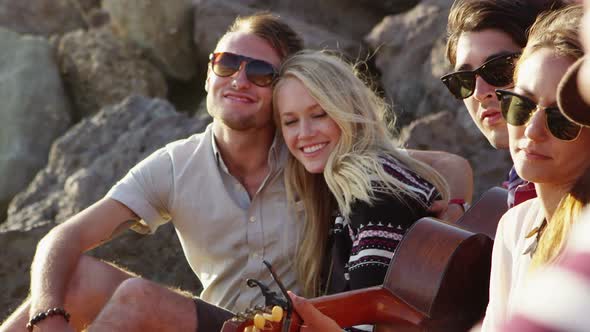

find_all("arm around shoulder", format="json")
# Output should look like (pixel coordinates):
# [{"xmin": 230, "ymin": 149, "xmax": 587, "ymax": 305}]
[{"xmin": 408, "ymin": 150, "xmax": 474, "ymax": 222}]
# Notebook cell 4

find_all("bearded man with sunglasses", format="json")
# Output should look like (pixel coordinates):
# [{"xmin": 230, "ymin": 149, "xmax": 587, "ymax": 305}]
[
  {"xmin": 442, "ymin": 0, "xmax": 566, "ymax": 208},
  {"xmin": 1, "ymin": 11, "xmax": 475, "ymax": 332}
]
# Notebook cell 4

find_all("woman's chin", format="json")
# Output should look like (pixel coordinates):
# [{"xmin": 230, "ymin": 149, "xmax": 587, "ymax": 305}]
[{"xmin": 302, "ymin": 163, "xmax": 326, "ymax": 174}]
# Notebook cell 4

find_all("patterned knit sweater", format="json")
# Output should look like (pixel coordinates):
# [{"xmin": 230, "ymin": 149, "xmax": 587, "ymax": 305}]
[{"xmin": 322, "ymin": 156, "xmax": 440, "ymax": 331}]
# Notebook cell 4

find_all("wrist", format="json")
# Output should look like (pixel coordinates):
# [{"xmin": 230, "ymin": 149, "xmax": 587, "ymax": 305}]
[
  {"xmin": 449, "ymin": 198, "xmax": 470, "ymax": 212},
  {"xmin": 30, "ymin": 317, "xmax": 73, "ymax": 331},
  {"xmin": 27, "ymin": 308, "xmax": 71, "ymax": 332}
]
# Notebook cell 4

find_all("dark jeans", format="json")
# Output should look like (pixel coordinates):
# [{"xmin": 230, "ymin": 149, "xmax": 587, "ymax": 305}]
[{"xmin": 194, "ymin": 298, "xmax": 234, "ymax": 332}]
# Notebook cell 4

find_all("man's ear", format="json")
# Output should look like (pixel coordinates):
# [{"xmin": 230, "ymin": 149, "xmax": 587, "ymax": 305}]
[{"xmin": 204, "ymin": 66, "xmax": 211, "ymax": 92}]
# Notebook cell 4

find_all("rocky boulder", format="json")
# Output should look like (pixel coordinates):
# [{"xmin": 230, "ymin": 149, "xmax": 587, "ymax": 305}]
[
  {"xmin": 0, "ymin": 28, "xmax": 71, "ymax": 223},
  {"xmin": 0, "ymin": 96, "xmax": 211, "ymax": 317},
  {"xmin": 0, "ymin": 226, "xmax": 52, "ymax": 318},
  {"xmin": 0, "ymin": 0, "xmax": 90, "ymax": 37},
  {"xmin": 240, "ymin": 0, "xmax": 420, "ymax": 40},
  {"xmin": 103, "ymin": 0, "xmax": 197, "ymax": 81},
  {"xmin": 193, "ymin": 0, "xmax": 365, "ymax": 62},
  {"xmin": 3, "ymin": 96, "xmax": 210, "ymax": 231},
  {"xmin": 57, "ymin": 27, "xmax": 168, "ymax": 120},
  {"xmin": 365, "ymin": 0, "xmax": 460, "ymax": 125}
]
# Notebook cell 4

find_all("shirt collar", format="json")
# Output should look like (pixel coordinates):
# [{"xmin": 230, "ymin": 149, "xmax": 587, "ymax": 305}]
[
  {"xmin": 211, "ymin": 133, "xmax": 230, "ymax": 174},
  {"xmin": 211, "ymin": 131, "xmax": 287, "ymax": 174}
]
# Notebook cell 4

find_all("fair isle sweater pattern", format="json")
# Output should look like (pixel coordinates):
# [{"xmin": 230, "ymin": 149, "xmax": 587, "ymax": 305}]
[
  {"xmin": 333, "ymin": 155, "xmax": 439, "ymax": 291},
  {"xmin": 347, "ymin": 156, "xmax": 438, "ymax": 276},
  {"xmin": 328, "ymin": 156, "xmax": 440, "ymax": 332},
  {"xmin": 347, "ymin": 221, "xmax": 406, "ymax": 272},
  {"xmin": 379, "ymin": 156, "xmax": 439, "ymax": 204}
]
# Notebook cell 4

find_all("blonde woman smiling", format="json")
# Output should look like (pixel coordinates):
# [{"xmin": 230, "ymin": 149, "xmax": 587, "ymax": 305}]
[{"xmin": 273, "ymin": 50, "xmax": 450, "ymax": 331}]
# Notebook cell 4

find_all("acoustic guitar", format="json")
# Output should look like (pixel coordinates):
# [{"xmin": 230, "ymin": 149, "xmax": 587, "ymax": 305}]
[{"xmin": 222, "ymin": 187, "xmax": 508, "ymax": 332}]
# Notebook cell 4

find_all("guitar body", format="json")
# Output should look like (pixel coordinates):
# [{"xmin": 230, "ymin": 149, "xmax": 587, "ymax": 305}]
[
  {"xmin": 379, "ymin": 218, "xmax": 493, "ymax": 331},
  {"xmin": 222, "ymin": 187, "xmax": 508, "ymax": 332}
]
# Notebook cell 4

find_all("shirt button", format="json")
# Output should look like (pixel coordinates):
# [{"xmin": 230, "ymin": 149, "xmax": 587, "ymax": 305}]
[{"xmin": 249, "ymin": 216, "xmax": 256, "ymax": 223}]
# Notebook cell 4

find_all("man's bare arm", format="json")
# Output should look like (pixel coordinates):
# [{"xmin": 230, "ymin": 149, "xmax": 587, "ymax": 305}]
[
  {"xmin": 408, "ymin": 150, "xmax": 474, "ymax": 222},
  {"xmin": 28, "ymin": 198, "xmax": 139, "ymax": 331},
  {"xmin": 100, "ymin": 219, "xmax": 140, "ymax": 244}
]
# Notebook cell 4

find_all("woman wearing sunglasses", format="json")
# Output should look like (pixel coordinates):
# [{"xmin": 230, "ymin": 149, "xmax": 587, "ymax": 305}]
[
  {"xmin": 481, "ymin": 5, "xmax": 590, "ymax": 331},
  {"xmin": 272, "ymin": 50, "xmax": 449, "ymax": 331}
]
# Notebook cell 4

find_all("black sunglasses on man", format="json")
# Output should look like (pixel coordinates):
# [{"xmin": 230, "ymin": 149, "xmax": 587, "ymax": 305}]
[{"xmin": 441, "ymin": 53, "xmax": 521, "ymax": 99}]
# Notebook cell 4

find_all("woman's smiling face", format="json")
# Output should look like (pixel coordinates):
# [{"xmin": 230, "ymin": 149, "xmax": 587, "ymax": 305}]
[{"xmin": 275, "ymin": 77, "xmax": 342, "ymax": 174}]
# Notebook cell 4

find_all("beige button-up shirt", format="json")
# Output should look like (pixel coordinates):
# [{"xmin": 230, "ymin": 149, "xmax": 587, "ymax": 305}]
[{"xmin": 107, "ymin": 123, "xmax": 303, "ymax": 311}]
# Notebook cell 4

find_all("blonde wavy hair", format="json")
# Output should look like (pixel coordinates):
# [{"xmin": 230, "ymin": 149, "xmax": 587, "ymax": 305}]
[
  {"xmin": 272, "ymin": 50, "xmax": 450, "ymax": 296},
  {"xmin": 514, "ymin": 5, "xmax": 590, "ymax": 269}
]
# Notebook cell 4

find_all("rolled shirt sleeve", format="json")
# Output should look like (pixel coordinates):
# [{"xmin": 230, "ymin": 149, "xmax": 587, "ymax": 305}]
[{"xmin": 106, "ymin": 147, "xmax": 174, "ymax": 233}]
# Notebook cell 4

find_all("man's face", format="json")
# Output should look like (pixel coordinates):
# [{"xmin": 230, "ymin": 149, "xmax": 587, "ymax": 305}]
[
  {"xmin": 205, "ymin": 32, "xmax": 282, "ymax": 132},
  {"xmin": 455, "ymin": 29, "xmax": 521, "ymax": 149}
]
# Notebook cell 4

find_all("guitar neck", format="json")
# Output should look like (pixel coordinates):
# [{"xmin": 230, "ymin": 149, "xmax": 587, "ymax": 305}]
[{"xmin": 306, "ymin": 286, "xmax": 425, "ymax": 328}]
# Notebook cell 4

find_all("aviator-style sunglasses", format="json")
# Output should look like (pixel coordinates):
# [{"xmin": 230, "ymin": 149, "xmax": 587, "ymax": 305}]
[
  {"xmin": 441, "ymin": 53, "xmax": 521, "ymax": 99},
  {"xmin": 209, "ymin": 52, "xmax": 277, "ymax": 87},
  {"xmin": 495, "ymin": 89, "xmax": 582, "ymax": 141}
]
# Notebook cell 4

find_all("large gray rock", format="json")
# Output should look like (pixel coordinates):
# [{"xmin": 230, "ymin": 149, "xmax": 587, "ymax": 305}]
[
  {"xmin": 0, "ymin": 96, "xmax": 211, "ymax": 320},
  {"xmin": 365, "ymin": 0, "xmax": 461, "ymax": 126},
  {"xmin": 0, "ymin": 226, "xmax": 51, "ymax": 319},
  {"xmin": 3, "ymin": 96, "xmax": 209, "ymax": 231},
  {"xmin": 0, "ymin": 28, "xmax": 71, "ymax": 223},
  {"xmin": 238, "ymin": 0, "xmax": 419, "ymax": 40},
  {"xmin": 400, "ymin": 111, "xmax": 513, "ymax": 197},
  {"xmin": 57, "ymin": 27, "xmax": 168, "ymax": 120},
  {"xmin": 103, "ymin": 0, "xmax": 197, "ymax": 81},
  {"xmin": 193, "ymin": 0, "xmax": 365, "ymax": 61},
  {"xmin": 0, "ymin": 0, "xmax": 88, "ymax": 37}
]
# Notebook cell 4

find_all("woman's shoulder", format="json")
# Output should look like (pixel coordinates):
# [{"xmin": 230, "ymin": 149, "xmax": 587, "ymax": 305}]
[
  {"xmin": 377, "ymin": 155, "xmax": 439, "ymax": 202},
  {"xmin": 378, "ymin": 155, "xmax": 424, "ymax": 182},
  {"xmin": 501, "ymin": 198, "xmax": 540, "ymax": 225},
  {"xmin": 498, "ymin": 198, "xmax": 542, "ymax": 244}
]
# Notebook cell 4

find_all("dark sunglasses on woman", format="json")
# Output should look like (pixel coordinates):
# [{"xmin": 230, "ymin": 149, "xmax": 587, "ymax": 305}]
[
  {"xmin": 441, "ymin": 53, "xmax": 521, "ymax": 99},
  {"xmin": 495, "ymin": 89, "xmax": 582, "ymax": 141},
  {"xmin": 209, "ymin": 52, "xmax": 277, "ymax": 87}
]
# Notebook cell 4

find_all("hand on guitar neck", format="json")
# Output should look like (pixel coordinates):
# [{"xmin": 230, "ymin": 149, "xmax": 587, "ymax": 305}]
[
  {"xmin": 221, "ymin": 286, "xmax": 422, "ymax": 332},
  {"xmin": 222, "ymin": 292, "xmax": 343, "ymax": 332},
  {"xmin": 287, "ymin": 292, "xmax": 341, "ymax": 332}
]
